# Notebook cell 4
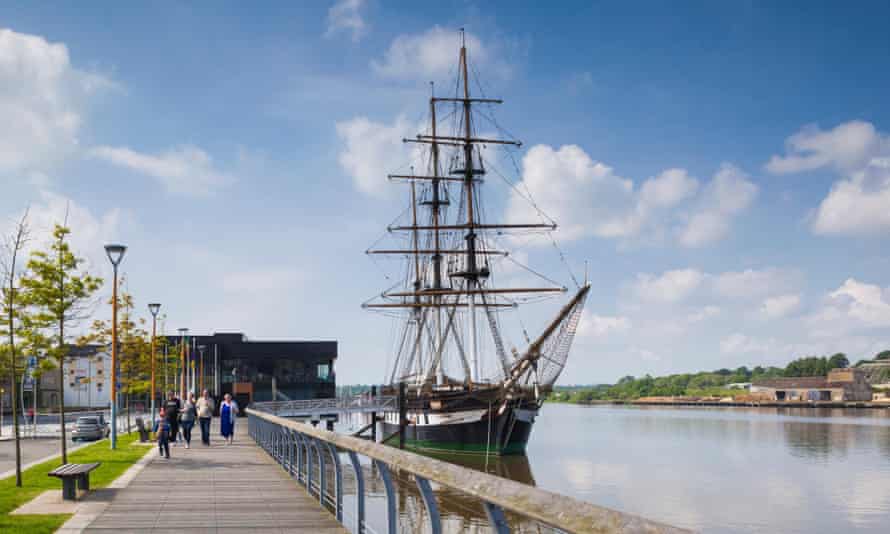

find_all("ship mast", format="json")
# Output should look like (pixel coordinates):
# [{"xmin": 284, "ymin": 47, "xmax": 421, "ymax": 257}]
[
  {"xmin": 459, "ymin": 32, "xmax": 481, "ymax": 383},
  {"xmin": 363, "ymin": 31, "xmax": 572, "ymax": 387}
]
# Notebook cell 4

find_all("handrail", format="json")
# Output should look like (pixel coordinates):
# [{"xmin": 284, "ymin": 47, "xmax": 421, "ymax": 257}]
[
  {"xmin": 251, "ymin": 395, "xmax": 399, "ymax": 416},
  {"xmin": 247, "ymin": 408, "xmax": 690, "ymax": 534}
]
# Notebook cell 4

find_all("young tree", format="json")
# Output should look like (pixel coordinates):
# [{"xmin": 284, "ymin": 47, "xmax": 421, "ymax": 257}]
[
  {"xmin": 0, "ymin": 211, "xmax": 31, "ymax": 487},
  {"xmin": 23, "ymin": 224, "xmax": 102, "ymax": 464},
  {"xmin": 81, "ymin": 279, "xmax": 151, "ymax": 432}
]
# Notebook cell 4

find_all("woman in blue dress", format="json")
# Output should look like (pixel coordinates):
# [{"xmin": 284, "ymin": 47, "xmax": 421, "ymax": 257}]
[{"xmin": 219, "ymin": 393, "xmax": 239, "ymax": 444}]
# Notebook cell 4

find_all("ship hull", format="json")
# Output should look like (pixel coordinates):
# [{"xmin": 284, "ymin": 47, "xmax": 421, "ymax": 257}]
[{"xmin": 382, "ymin": 398, "xmax": 538, "ymax": 455}]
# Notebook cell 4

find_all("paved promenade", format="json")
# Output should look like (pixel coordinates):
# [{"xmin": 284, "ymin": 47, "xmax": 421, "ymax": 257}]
[{"xmin": 81, "ymin": 423, "xmax": 346, "ymax": 533}]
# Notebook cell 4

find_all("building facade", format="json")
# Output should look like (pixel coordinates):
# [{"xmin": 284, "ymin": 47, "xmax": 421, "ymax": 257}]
[
  {"xmin": 161, "ymin": 332, "xmax": 337, "ymax": 407},
  {"xmin": 751, "ymin": 368, "xmax": 872, "ymax": 402}
]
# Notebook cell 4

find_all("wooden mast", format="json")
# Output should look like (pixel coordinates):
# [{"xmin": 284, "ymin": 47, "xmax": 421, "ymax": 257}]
[
  {"xmin": 430, "ymin": 82, "xmax": 445, "ymax": 385},
  {"xmin": 459, "ymin": 30, "xmax": 480, "ymax": 384}
]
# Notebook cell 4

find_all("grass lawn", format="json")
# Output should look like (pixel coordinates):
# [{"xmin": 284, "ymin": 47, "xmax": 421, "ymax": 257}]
[{"xmin": 0, "ymin": 432, "xmax": 151, "ymax": 533}]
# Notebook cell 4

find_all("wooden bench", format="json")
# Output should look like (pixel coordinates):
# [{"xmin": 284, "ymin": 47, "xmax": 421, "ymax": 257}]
[{"xmin": 48, "ymin": 462, "xmax": 101, "ymax": 501}]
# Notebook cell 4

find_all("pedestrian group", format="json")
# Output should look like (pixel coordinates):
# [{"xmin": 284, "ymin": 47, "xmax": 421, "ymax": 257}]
[{"xmin": 153, "ymin": 389, "xmax": 239, "ymax": 459}]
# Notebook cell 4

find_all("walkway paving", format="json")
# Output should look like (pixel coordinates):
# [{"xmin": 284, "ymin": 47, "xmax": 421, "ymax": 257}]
[{"xmin": 81, "ymin": 423, "xmax": 346, "ymax": 533}]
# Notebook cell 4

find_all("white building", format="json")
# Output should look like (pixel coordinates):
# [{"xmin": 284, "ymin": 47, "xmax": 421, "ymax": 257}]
[{"xmin": 63, "ymin": 346, "xmax": 111, "ymax": 409}]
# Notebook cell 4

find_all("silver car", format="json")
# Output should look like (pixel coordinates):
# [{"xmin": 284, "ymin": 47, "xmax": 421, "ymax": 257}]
[{"xmin": 71, "ymin": 416, "xmax": 109, "ymax": 441}]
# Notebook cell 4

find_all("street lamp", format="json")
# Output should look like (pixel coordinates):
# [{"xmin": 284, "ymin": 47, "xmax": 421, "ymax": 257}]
[
  {"xmin": 148, "ymin": 303, "xmax": 161, "ymax": 431},
  {"xmin": 198, "ymin": 345, "xmax": 206, "ymax": 392},
  {"xmin": 177, "ymin": 328, "xmax": 188, "ymax": 399},
  {"xmin": 104, "ymin": 243, "xmax": 126, "ymax": 450}
]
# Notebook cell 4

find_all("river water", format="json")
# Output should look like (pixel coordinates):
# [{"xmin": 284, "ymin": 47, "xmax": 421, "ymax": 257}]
[{"xmin": 374, "ymin": 403, "xmax": 890, "ymax": 533}]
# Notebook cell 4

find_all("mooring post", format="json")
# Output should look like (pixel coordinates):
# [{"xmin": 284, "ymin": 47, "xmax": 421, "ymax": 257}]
[{"xmin": 398, "ymin": 382, "xmax": 407, "ymax": 450}]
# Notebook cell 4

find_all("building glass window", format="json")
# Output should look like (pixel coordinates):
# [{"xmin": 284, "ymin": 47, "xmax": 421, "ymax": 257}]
[{"xmin": 317, "ymin": 363, "xmax": 330, "ymax": 380}]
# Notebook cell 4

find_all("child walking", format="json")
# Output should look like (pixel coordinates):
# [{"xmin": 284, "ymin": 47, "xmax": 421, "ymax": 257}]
[{"xmin": 154, "ymin": 407, "xmax": 171, "ymax": 459}]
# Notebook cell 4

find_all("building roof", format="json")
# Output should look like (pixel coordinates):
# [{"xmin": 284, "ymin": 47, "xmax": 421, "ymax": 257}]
[{"xmin": 752, "ymin": 376, "xmax": 836, "ymax": 389}]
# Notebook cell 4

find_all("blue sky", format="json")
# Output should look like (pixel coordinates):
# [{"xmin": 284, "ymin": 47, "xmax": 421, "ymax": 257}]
[{"xmin": 2, "ymin": 1, "xmax": 889, "ymax": 384}]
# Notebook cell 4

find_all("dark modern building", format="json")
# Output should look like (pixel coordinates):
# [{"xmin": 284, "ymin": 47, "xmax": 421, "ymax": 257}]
[{"xmin": 161, "ymin": 332, "xmax": 337, "ymax": 407}]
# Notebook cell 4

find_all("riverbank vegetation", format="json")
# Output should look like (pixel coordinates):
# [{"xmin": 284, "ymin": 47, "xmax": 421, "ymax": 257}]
[{"xmin": 551, "ymin": 351, "xmax": 889, "ymax": 403}]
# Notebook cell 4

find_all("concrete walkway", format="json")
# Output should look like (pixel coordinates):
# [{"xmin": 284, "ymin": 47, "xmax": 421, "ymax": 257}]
[{"xmin": 80, "ymin": 422, "xmax": 346, "ymax": 533}]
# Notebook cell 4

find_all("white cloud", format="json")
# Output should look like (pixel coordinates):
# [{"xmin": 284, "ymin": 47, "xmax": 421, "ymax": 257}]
[
  {"xmin": 760, "ymin": 294, "xmax": 801, "ymax": 319},
  {"xmin": 631, "ymin": 267, "xmax": 798, "ymax": 305},
  {"xmin": 578, "ymin": 313, "xmax": 631, "ymax": 338},
  {"xmin": 9, "ymin": 191, "xmax": 123, "ymax": 272},
  {"xmin": 632, "ymin": 268, "xmax": 705, "ymax": 303},
  {"xmin": 372, "ymin": 26, "xmax": 507, "ymax": 80},
  {"xmin": 505, "ymin": 144, "xmax": 636, "ymax": 240},
  {"xmin": 335, "ymin": 114, "xmax": 421, "ymax": 196},
  {"xmin": 0, "ymin": 28, "xmax": 113, "ymax": 177},
  {"xmin": 719, "ymin": 333, "xmax": 778, "ymax": 355},
  {"xmin": 679, "ymin": 164, "xmax": 758, "ymax": 247},
  {"xmin": 767, "ymin": 120, "xmax": 890, "ymax": 236},
  {"xmin": 766, "ymin": 120, "xmax": 884, "ymax": 175},
  {"xmin": 325, "ymin": 0, "xmax": 367, "ymax": 43},
  {"xmin": 711, "ymin": 268, "xmax": 797, "ymax": 300},
  {"xmin": 87, "ymin": 145, "xmax": 234, "ymax": 196},
  {"xmin": 827, "ymin": 278, "xmax": 890, "ymax": 327},
  {"xmin": 505, "ymin": 144, "xmax": 753, "ymax": 247},
  {"xmin": 811, "ymin": 157, "xmax": 890, "ymax": 235}
]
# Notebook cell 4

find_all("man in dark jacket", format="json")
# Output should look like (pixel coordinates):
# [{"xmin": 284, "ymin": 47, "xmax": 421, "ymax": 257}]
[{"xmin": 163, "ymin": 391, "xmax": 181, "ymax": 445}]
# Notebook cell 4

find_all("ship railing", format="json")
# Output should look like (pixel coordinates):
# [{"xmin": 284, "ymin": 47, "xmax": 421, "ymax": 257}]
[
  {"xmin": 247, "ymin": 408, "xmax": 689, "ymax": 534},
  {"xmin": 250, "ymin": 395, "xmax": 399, "ymax": 417}
]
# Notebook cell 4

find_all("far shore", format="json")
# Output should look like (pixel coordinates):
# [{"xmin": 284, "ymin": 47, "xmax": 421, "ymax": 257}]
[{"xmin": 557, "ymin": 399, "xmax": 890, "ymax": 409}]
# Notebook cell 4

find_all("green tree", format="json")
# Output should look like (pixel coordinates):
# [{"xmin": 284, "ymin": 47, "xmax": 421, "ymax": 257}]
[
  {"xmin": 827, "ymin": 353, "xmax": 849, "ymax": 370},
  {"xmin": 22, "ymin": 224, "xmax": 102, "ymax": 464},
  {"xmin": 874, "ymin": 350, "xmax": 890, "ymax": 361},
  {"xmin": 0, "ymin": 211, "xmax": 31, "ymax": 486}
]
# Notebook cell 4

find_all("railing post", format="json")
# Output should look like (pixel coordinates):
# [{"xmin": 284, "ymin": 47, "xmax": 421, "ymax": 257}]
[
  {"xmin": 484, "ymin": 502, "xmax": 511, "ymax": 534},
  {"xmin": 306, "ymin": 432, "xmax": 314, "ymax": 497},
  {"xmin": 347, "ymin": 451, "xmax": 365, "ymax": 534},
  {"xmin": 326, "ymin": 442, "xmax": 343, "ymax": 522},
  {"xmin": 295, "ymin": 430, "xmax": 304, "ymax": 484},
  {"xmin": 313, "ymin": 438, "xmax": 326, "ymax": 507},
  {"xmin": 415, "ymin": 475, "xmax": 442, "ymax": 534},
  {"xmin": 374, "ymin": 460, "xmax": 397, "ymax": 534}
]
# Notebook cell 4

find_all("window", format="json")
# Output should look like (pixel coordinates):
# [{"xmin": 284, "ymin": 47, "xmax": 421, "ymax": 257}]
[
  {"xmin": 96, "ymin": 369, "xmax": 103, "ymax": 375},
  {"xmin": 317, "ymin": 363, "xmax": 330, "ymax": 380}
]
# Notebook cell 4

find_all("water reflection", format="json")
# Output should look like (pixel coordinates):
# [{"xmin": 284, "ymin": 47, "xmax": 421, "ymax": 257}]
[
  {"xmin": 336, "ymin": 404, "xmax": 890, "ymax": 533},
  {"xmin": 526, "ymin": 404, "xmax": 890, "ymax": 533}
]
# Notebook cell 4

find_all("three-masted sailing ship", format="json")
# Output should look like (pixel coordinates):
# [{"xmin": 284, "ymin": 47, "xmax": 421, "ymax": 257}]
[{"xmin": 364, "ymin": 33, "xmax": 590, "ymax": 455}]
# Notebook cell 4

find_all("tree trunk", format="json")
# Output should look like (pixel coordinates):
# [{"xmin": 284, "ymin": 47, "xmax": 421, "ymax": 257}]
[{"xmin": 59, "ymin": 242, "xmax": 67, "ymax": 464}]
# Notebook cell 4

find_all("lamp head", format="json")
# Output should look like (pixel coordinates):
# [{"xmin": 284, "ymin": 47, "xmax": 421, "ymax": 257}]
[
  {"xmin": 104, "ymin": 244, "xmax": 127, "ymax": 267},
  {"xmin": 148, "ymin": 303, "xmax": 161, "ymax": 317}
]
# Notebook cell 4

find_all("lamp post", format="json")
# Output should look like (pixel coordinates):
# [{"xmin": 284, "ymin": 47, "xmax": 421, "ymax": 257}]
[
  {"xmin": 177, "ymin": 328, "xmax": 188, "ymax": 399},
  {"xmin": 104, "ymin": 243, "xmax": 126, "ymax": 450},
  {"xmin": 148, "ymin": 303, "xmax": 161, "ymax": 431},
  {"xmin": 198, "ymin": 345, "xmax": 206, "ymax": 392}
]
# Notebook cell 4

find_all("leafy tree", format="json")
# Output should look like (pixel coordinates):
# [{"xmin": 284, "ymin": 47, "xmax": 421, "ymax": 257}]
[
  {"xmin": 0, "ymin": 211, "xmax": 30, "ymax": 486},
  {"xmin": 827, "ymin": 353, "xmax": 849, "ymax": 369},
  {"xmin": 875, "ymin": 350, "xmax": 890, "ymax": 361},
  {"xmin": 80, "ymin": 278, "xmax": 151, "ymax": 431},
  {"xmin": 22, "ymin": 224, "xmax": 102, "ymax": 464}
]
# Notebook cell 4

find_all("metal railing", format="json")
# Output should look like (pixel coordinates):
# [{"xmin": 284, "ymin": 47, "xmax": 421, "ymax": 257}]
[
  {"xmin": 247, "ymin": 408, "xmax": 689, "ymax": 534},
  {"xmin": 251, "ymin": 395, "xmax": 399, "ymax": 418}
]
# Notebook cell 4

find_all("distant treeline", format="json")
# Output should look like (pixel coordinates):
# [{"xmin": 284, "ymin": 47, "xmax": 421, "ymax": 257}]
[{"xmin": 551, "ymin": 350, "xmax": 890, "ymax": 403}]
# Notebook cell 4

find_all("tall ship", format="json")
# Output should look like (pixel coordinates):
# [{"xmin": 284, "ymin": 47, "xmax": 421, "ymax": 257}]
[{"xmin": 364, "ymin": 33, "xmax": 590, "ymax": 455}]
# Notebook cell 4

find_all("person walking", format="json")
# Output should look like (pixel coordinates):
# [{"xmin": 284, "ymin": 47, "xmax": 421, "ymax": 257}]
[
  {"xmin": 196, "ymin": 389, "xmax": 214, "ymax": 446},
  {"xmin": 219, "ymin": 393, "xmax": 238, "ymax": 445},
  {"xmin": 154, "ymin": 407, "xmax": 171, "ymax": 459},
  {"xmin": 180, "ymin": 393, "xmax": 197, "ymax": 449},
  {"xmin": 164, "ymin": 391, "xmax": 181, "ymax": 446}
]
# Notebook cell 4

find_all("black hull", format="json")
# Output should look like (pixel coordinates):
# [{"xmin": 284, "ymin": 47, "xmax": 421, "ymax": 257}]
[{"xmin": 383, "ymin": 401, "xmax": 537, "ymax": 455}]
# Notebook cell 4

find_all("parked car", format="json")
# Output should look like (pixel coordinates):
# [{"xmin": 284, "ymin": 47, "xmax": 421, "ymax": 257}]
[{"xmin": 71, "ymin": 416, "xmax": 109, "ymax": 441}]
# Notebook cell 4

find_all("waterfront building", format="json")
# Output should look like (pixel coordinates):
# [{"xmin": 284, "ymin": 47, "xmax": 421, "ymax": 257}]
[
  {"xmin": 161, "ymin": 332, "xmax": 337, "ymax": 407},
  {"xmin": 751, "ymin": 368, "xmax": 872, "ymax": 402}
]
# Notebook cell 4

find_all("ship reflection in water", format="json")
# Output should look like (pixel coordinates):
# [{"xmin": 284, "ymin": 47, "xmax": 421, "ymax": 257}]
[{"xmin": 339, "ymin": 403, "xmax": 890, "ymax": 533}]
